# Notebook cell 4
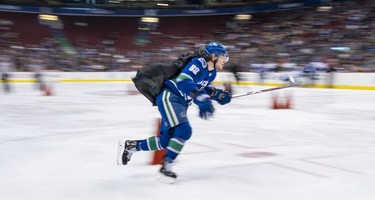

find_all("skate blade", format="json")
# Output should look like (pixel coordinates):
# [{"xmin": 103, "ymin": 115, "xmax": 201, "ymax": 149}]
[
  {"xmin": 116, "ymin": 140, "xmax": 125, "ymax": 166},
  {"xmin": 157, "ymin": 175, "xmax": 176, "ymax": 184}
]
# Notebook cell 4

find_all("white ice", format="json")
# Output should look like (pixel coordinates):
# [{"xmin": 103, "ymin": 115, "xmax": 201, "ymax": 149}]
[{"xmin": 1, "ymin": 83, "xmax": 375, "ymax": 200}]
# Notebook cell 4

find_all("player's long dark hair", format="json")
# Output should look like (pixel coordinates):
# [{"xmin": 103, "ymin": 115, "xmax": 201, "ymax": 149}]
[{"xmin": 194, "ymin": 47, "xmax": 215, "ymax": 63}]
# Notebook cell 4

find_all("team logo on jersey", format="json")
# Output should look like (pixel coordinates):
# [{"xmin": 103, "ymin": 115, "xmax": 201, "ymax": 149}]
[{"xmin": 198, "ymin": 58, "xmax": 207, "ymax": 68}]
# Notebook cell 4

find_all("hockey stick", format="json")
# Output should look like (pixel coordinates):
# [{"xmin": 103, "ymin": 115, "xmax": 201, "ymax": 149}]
[{"xmin": 232, "ymin": 75, "xmax": 296, "ymax": 98}]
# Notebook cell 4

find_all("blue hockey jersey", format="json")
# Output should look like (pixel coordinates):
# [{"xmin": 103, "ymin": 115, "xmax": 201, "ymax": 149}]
[{"xmin": 164, "ymin": 57, "xmax": 216, "ymax": 102}]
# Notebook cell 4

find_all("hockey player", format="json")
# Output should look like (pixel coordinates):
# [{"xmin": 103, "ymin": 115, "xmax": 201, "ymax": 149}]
[
  {"xmin": 117, "ymin": 42, "xmax": 232, "ymax": 181},
  {"xmin": 0, "ymin": 55, "xmax": 14, "ymax": 93}
]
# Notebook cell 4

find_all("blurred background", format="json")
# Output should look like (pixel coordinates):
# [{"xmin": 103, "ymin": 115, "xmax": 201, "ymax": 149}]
[
  {"xmin": 1, "ymin": 1, "xmax": 375, "ymax": 200},
  {"xmin": 0, "ymin": 0, "xmax": 373, "ymax": 75}
]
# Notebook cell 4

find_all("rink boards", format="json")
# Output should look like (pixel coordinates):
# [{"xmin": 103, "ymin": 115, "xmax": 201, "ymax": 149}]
[{"xmin": 3, "ymin": 71, "xmax": 375, "ymax": 90}]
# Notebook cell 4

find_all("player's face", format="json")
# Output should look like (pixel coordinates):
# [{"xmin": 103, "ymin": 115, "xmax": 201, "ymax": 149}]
[{"xmin": 215, "ymin": 54, "xmax": 229, "ymax": 70}]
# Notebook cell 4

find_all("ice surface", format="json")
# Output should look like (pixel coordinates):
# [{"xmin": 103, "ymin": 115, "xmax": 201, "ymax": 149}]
[{"xmin": 1, "ymin": 83, "xmax": 374, "ymax": 200}]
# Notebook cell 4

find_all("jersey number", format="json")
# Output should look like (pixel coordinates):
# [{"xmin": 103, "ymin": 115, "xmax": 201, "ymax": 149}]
[{"xmin": 189, "ymin": 65, "xmax": 200, "ymax": 75}]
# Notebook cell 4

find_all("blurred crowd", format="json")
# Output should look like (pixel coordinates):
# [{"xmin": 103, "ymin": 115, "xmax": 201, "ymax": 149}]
[
  {"xmin": 0, "ymin": 0, "xmax": 314, "ymax": 8},
  {"xmin": 0, "ymin": 0, "xmax": 374, "ymax": 73},
  {"xmin": 152, "ymin": 0, "xmax": 374, "ymax": 73},
  {"xmin": 224, "ymin": 0, "xmax": 374, "ymax": 73}
]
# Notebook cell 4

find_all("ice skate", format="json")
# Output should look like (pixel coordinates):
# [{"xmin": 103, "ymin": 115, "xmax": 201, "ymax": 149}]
[
  {"xmin": 117, "ymin": 140, "xmax": 137, "ymax": 165},
  {"xmin": 158, "ymin": 160, "xmax": 177, "ymax": 183}
]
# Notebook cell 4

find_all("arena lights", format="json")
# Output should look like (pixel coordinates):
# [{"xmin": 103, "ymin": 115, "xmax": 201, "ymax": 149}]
[
  {"xmin": 317, "ymin": 6, "xmax": 332, "ymax": 12},
  {"xmin": 157, "ymin": 3, "xmax": 169, "ymax": 7},
  {"xmin": 141, "ymin": 17, "xmax": 159, "ymax": 23},
  {"xmin": 138, "ymin": 27, "xmax": 150, "ymax": 31},
  {"xmin": 235, "ymin": 14, "xmax": 252, "ymax": 20},
  {"xmin": 38, "ymin": 14, "xmax": 58, "ymax": 21},
  {"xmin": 108, "ymin": 0, "xmax": 122, "ymax": 3}
]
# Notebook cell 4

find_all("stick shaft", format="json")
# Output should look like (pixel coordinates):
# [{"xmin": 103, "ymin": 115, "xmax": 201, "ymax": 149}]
[{"xmin": 232, "ymin": 84, "xmax": 294, "ymax": 98}]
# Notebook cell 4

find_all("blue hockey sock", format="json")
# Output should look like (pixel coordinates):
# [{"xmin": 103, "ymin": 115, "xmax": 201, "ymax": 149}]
[
  {"xmin": 137, "ymin": 136, "xmax": 163, "ymax": 151},
  {"xmin": 165, "ymin": 138, "xmax": 185, "ymax": 161}
]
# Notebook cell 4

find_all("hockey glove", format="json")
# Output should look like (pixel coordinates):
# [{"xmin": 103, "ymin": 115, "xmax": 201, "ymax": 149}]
[
  {"xmin": 193, "ymin": 91, "xmax": 215, "ymax": 120},
  {"xmin": 206, "ymin": 87, "xmax": 232, "ymax": 105}
]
